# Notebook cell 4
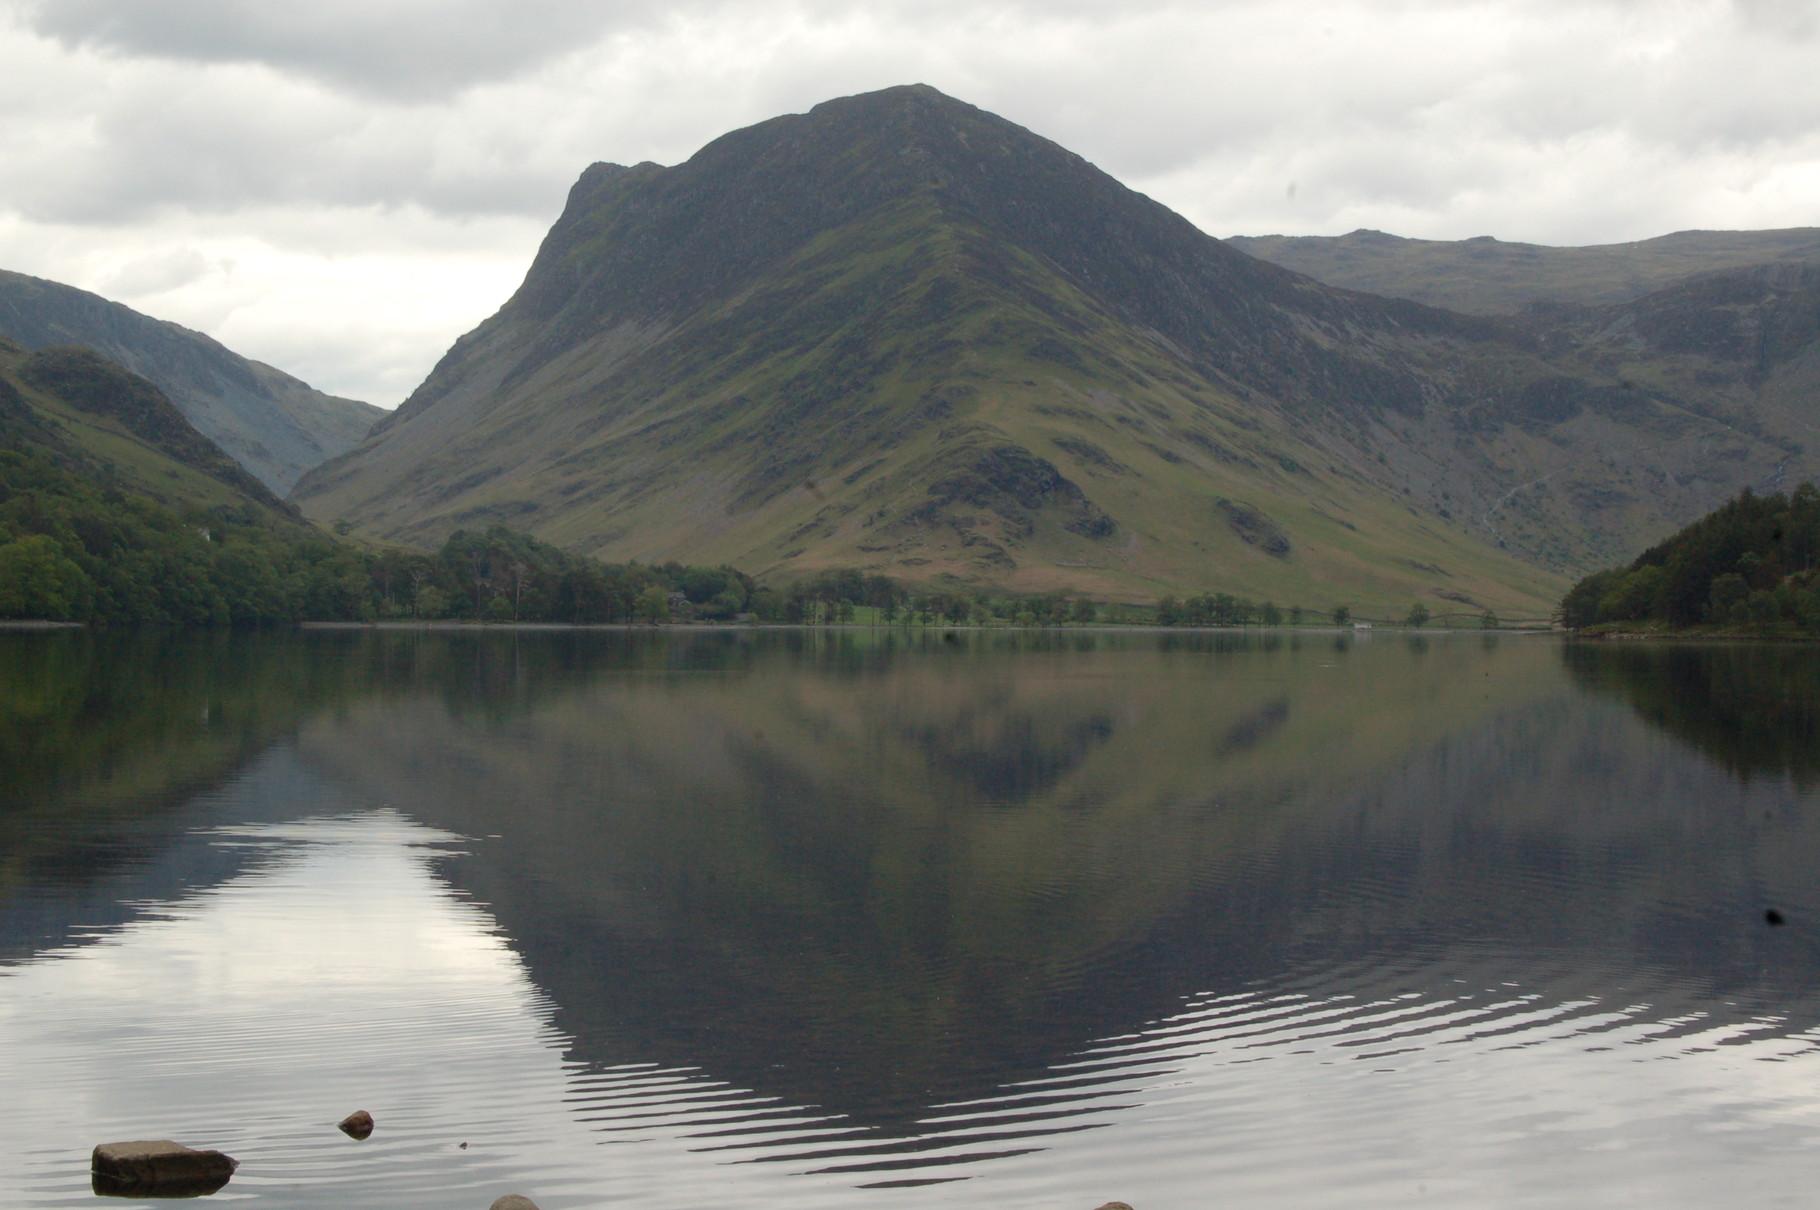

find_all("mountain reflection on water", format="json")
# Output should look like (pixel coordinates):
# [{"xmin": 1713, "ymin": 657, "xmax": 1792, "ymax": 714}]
[{"xmin": 5, "ymin": 629, "xmax": 1820, "ymax": 1207}]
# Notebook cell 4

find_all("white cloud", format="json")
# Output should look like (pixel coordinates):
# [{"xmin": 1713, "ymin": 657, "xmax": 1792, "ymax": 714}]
[
  {"xmin": 1, "ymin": 0, "xmax": 1817, "ymax": 405},
  {"xmin": 0, "ymin": 207, "xmax": 541, "ymax": 403}
]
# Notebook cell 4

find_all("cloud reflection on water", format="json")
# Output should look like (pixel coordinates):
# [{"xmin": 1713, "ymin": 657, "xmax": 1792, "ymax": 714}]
[{"xmin": 0, "ymin": 808, "xmax": 597, "ymax": 1209}]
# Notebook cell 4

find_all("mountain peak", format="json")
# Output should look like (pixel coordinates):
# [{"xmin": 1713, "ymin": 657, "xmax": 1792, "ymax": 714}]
[
  {"xmin": 807, "ymin": 81, "xmax": 960, "ymax": 114},
  {"xmin": 300, "ymin": 88, "xmax": 1810, "ymax": 614}
]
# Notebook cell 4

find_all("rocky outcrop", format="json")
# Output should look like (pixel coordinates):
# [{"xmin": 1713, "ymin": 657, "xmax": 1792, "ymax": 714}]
[{"xmin": 1217, "ymin": 498, "xmax": 1291, "ymax": 557}]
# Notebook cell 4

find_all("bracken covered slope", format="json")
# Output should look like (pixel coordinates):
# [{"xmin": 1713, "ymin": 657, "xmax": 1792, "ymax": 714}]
[{"xmin": 293, "ymin": 86, "xmax": 1818, "ymax": 614}]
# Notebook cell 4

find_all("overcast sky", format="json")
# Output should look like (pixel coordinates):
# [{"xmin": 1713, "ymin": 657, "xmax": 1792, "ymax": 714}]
[{"xmin": 2, "ymin": 0, "xmax": 1817, "ymax": 406}]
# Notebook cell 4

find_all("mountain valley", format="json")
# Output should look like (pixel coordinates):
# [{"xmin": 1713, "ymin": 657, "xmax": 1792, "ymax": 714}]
[{"xmin": 0, "ymin": 271, "xmax": 383, "ymax": 495}]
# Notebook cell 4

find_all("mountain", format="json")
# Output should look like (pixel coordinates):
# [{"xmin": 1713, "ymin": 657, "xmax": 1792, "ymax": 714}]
[
  {"xmin": 0, "ymin": 270, "xmax": 383, "ymax": 494},
  {"xmin": 291, "ymin": 86, "xmax": 1818, "ymax": 613},
  {"xmin": 0, "ymin": 336, "xmax": 288, "ymax": 514},
  {"xmin": 1227, "ymin": 227, "xmax": 1820, "ymax": 316}
]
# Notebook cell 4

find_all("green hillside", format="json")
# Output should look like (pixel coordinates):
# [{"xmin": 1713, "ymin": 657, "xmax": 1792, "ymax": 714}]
[
  {"xmin": 294, "ymin": 86, "xmax": 1820, "ymax": 613},
  {"xmin": 0, "ymin": 338, "xmax": 286, "ymax": 513},
  {"xmin": 0, "ymin": 269, "xmax": 383, "ymax": 494},
  {"xmin": 303, "ymin": 184, "xmax": 1573, "ymax": 615},
  {"xmin": 0, "ymin": 336, "xmax": 870, "ymax": 625},
  {"xmin": 0, "ymin": 336, "xmax": 359, "ymax": 622},
  {"xmin": 284, "ymin": 87, "xmax": 1572, "ymax": 616}
]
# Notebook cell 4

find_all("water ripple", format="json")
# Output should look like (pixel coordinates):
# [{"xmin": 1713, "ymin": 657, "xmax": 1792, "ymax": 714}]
[{"xmin": 535, "ymin": 955, "xmax": 1820, "ymax": 1193}]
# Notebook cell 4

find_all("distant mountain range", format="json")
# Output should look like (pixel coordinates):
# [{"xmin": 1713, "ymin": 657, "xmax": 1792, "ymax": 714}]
[
  {"xmin": 0, "ymin": 270, "xmax": 382, "ymax": 494},
  {"xmin": 289, "ymin": 85, "xmax": 1820, "ymax": 614},
  {"xmin": 1227, "ymin": 227, "xmax": 1820, "ymax": 316}
]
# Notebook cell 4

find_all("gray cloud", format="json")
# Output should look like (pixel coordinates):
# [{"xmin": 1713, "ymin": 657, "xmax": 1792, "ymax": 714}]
[{"xmin": 17, "ymin": 0, "xmax": 674, "ymax": 99}]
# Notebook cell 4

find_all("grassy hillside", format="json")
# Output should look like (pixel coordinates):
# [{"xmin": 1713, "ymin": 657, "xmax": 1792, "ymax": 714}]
[
  {"xmin": 1228, "ymin": 227, "xmax": 1820, "ymax": 316},
  {"xmin": 0, "ymin": 337, "xmax": 287, "ymax": 513},
  {"xmin": 292, "ymin": 88, "xmax": 1820, "ymax": 612},
  {"xmin": 303, "ymin": 187, "xmax": 1578, "ymax": 615},
  {"xmin": 0, "ymin": 339, "xmax": 870, "ymax": 625},
  {"xmin": 0, "ymin": 268, "xmax": 383, "ymax": 493}
]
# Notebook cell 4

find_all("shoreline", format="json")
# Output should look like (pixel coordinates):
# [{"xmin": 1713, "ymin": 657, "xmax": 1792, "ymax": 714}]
[
  {"xmin": 1569, "ymin": 627, "xmax": 1820, "ymax": 643},
  {"xmin": 296, "ymin": 620, "xmax": 1559, "ymax": 635},
  {"xmin": 5, "ymin": 619, "xmax": 1564, "ymax": 635}
]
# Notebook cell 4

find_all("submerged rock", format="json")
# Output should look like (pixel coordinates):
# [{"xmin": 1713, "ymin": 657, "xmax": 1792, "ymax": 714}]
[
  {"xmin": 337, "ymin": 1110, "xmax": 375, "ymax": 1140},
  {"xmin": 90, "ymin": 1140, "xmax": 237, "ymax": 1198},
  {"xmin": 489, "ymin": 1197, "xmax": 540, "ymax": 1210}
]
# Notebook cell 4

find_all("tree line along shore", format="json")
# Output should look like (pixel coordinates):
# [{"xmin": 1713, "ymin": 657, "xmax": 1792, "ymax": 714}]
[
  {"xmin": 21, "ymin": 433, "xmax": 1808, "ymax": 635},
  {"xmin": 1562, "ymin": 483, "xmax": 1820, "ymax": 637},
  {"xmin": 0, "ymin": 445, "xmax": 1522, "ymax": 629}
]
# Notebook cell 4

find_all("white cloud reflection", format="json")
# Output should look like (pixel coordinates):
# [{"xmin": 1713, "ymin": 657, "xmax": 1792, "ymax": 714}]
[
  {"xmin": 5, "ymin": 800, "xmax": 1820, "ymax": 1208},
  {"xmin": 0, "ymin": 812, "xmax": 593, "ymax": 1207},
  {"xmin": 0, "ymin": 809, "xmax": 893, "ymax": 1210}
]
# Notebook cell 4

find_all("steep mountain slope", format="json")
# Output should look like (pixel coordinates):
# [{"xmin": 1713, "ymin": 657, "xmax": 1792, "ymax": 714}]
[
  {"xmin": 1227, "ymin": 227, "xmax": 1820, "ymax": 316},
  {"xmin": 0, "ymin": 270, "xmax": 383, "ymax": 494},
  {"xmin": 0, "ymin": 336, "xmax": 290, "ymax": 514},
  {"xmin": 293, "ymin": 86, "xmax": 1813, "ymax": 612}
]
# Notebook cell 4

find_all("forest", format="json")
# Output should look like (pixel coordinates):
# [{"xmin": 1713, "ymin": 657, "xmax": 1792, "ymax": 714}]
[
  {"xmin": 0, "ymin": 445, "xmax": 760, "ymax": 625},
  {"xmin": 1560, "ymin": 483, "xmax": 1820, "ymax": 632}
]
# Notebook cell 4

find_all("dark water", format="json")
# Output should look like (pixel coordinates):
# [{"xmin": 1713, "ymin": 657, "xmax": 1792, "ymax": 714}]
[{"xmin": 4, "ymin": 628, "xmax": 1820, "ymax": 1209}]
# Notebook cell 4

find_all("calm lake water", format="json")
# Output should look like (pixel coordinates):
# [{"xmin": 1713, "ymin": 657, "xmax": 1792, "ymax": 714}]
[{"xmin": 4, "ymin": 628, "xmax": 1820, "ymax": 1209}]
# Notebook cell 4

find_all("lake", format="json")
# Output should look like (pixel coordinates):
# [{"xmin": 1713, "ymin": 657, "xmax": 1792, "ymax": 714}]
[{"xmin": 3, "ymin": 627, "xmax": 1820, "ymax": 1209}]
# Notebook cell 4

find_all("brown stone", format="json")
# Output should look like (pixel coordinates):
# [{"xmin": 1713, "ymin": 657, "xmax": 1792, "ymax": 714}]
[
  {"xmin": 489, "ymin": 1198, "xmax": 540, "ymax": 1210},
  {"xmin": 90, "ymin": 1140, "xmax": 237, "ymax": 1197},
  {"xmin": 337, "ymin": 1110, "xmax": 375, "ymax": 1140},
  {"xmin": 1093, "ymin": 1203, "xmax": 1135, "ymax": 1210}
]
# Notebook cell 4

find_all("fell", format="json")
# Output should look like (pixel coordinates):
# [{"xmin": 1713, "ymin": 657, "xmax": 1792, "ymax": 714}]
[{"xmin": 294, "ymin": 86, "xmax": 1815, "ymax": 615}]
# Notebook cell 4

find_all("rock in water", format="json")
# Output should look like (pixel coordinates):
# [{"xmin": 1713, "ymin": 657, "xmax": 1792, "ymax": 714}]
[
  {"xmin": 90, "ymin": 1140, "xmax": 237, "ymax": 1197},
  {"xmin": 337, "ymin": 1109, "xmax": 375, "ymax": 1140},
  {"xmin": 489, "ymin": 1197, "xmax": 541, "ymax": 1210},
  {"xmin": 1093, "ymin": 1203, "xmax": 1135, "ymax": 1210}
]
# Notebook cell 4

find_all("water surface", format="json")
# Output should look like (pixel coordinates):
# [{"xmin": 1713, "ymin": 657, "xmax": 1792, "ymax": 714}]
[{"xmin": 3, "ymin": 629, "xmax": 1819, "ymax": 1208}]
